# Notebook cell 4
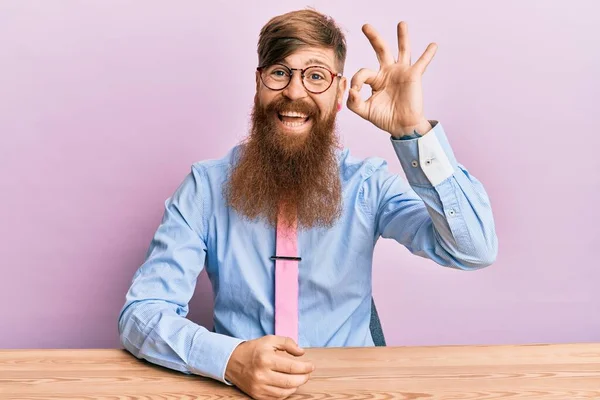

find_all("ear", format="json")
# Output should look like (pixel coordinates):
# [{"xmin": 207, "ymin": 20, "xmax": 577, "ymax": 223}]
[
  {"xmin": 337, "ymin": 76, "xmax": 348, "ymax": 109},
  {"xmin": 255, "ymin": 70, "xmax": 261, "ymax": 92}
]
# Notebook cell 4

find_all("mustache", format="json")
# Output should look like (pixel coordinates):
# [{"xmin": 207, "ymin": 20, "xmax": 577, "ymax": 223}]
[{"xmin": 265, "ymin": 97, "xmax": 319, "ymax": 118}]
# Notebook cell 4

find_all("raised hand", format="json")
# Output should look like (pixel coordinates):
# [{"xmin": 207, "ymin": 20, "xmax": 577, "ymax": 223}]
[{"xmin": 347, "ymin": 21, "xmax": 437, "ymax": 138}]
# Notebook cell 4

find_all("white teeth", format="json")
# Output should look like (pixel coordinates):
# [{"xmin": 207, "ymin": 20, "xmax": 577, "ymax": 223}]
[
  {"xmin": 282, "ymin": 120, "xmax": 306, "ymax": 127},
  {"xmin": 280, "ymin": 111, "xmax": 307, "ymax": 118}
]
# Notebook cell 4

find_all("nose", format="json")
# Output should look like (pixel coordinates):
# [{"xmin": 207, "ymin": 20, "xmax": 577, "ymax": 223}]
[{"xmin": 282, "ymin": 70, "xmax": 308, "ymax": 100}]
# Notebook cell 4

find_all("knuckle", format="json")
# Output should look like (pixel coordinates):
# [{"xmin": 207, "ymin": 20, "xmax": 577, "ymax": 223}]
[
  {"xmin": 255, "ymin": 371, "xmax": 267, "ymax": 383},
  {"xmin": 256, "ymin": 352, "xmax": 269, "ymax": 366}
]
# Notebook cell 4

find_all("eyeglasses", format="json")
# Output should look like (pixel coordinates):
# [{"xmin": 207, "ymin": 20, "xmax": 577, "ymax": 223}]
[{"xmin": 257, "ymin": 63, "xmax": 342, "ymax": 94}]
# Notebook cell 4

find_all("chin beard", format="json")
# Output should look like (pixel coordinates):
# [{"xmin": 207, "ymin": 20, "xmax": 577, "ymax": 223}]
[{"xmin": 224, "ymin": 96, "xmax": 343, "ymax": 230}]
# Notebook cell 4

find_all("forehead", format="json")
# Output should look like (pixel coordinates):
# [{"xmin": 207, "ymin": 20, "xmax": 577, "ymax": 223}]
[{"xmin": 281, "ymin": 47, "xmax": 336, "ymax": 69}]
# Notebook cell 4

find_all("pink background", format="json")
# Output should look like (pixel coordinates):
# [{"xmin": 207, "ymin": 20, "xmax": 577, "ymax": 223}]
[{"xmin": 1, "ymin": 0, "xmax": 598, "ymax": 348}]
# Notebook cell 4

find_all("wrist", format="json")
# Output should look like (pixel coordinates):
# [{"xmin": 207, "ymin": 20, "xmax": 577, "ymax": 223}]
[
  {"xmin": 224, "ymin": 343, "xmax": 245, "ymax": 383},
  {"xmin": 391, "ymin": 118, "xmax": 432, "ymax": 139}
]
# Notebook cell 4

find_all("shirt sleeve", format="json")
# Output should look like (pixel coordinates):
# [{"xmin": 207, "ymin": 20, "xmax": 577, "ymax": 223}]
[
  {"xmin": 366, "ymin": 121, "xmax": 498, "ymax": 270},
  {"xmin": 117, "ymin": 165, "xmax": 243, "ymax": 384}
]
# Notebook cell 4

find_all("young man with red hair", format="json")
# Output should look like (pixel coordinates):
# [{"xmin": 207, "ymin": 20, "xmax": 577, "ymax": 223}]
[{"xmin": 119, "ymin": 9, "xmax": 497, "ymax": 400}]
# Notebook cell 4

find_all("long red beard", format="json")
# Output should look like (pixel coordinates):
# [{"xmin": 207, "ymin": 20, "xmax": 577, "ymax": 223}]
[{"xmin": 224, "ymin": 96, "xmax": 343, "ymax": 229}]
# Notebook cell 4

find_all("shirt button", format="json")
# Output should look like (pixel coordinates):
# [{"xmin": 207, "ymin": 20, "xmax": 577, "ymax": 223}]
[
  {"xmin": 424, "ymin": 158, "xmax": 433, "ymax": 166},
  {"xmin": 411, "ymin": 160, "xmax": 418, "ymax": 168},
  {"xmin": 448, "ymin": 209, "xmax": 456, "ymax": 217}
]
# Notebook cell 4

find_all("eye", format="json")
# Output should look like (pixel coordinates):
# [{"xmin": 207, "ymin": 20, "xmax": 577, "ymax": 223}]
[
  {"xmin": 308, "ymin": 72, "xmax": 325, "ymax": 81},
  {"xmin": 270, "ymin": 68, "xmax": 289, "ymax": 77}
]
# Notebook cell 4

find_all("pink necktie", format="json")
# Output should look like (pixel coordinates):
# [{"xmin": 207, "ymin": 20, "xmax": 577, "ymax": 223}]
[{"xmin": 272, "ymin": 208, "xmax": 300, "ymax": 342}]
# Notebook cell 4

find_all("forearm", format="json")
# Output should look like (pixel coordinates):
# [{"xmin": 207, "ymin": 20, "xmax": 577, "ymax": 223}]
[
  {"xmin": 119, "ymin": 300, "xmax": 243, "ymax": 383},
  {"xmin": 389, "ymin": 121, "xmax": 497, "ymax": 268},
  {"xmin": 408, "ymin": 170, "xmax": 497, "ymax": 269}
]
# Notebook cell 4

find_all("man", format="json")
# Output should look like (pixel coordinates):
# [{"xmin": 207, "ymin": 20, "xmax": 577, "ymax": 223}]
[{"xmin": 118, "ymin": 9, "xmax": 497, "ymax": 400}]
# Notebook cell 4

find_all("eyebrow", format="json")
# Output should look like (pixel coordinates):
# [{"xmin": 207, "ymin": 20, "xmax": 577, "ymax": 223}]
[
  {"xmin": 304, "ymin": 58, "xmax": 333, "ymax": 69},
  {"xmin": 279, "ymin": 57, "xmax": 333, "ymax": 70}
]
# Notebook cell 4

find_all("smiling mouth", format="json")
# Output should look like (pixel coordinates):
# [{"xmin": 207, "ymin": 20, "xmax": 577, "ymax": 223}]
[{"xmin": 277, "ymin": 112, "xmax": 311, "ymax": 128}]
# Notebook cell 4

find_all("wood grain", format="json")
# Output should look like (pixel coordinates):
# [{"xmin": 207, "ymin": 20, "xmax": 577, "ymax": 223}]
[{"xmin": 1, "ymin": 343, "xmax": 599, "ymax": 399}]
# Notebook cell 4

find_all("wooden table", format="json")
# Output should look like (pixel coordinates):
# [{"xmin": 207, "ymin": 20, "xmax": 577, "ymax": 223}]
[{"xmin": 1, "ymin": 343, "xmax": 599, "ymax": 399}]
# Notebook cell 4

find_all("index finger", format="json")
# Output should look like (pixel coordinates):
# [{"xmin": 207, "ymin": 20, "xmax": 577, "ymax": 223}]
[
  {"xmin": 350, "ymin": 68, "xmax": 377, "ymax": 92},
  {"xmin": 271, "ymin": 354, "xmax": 315, "ymax": 375},
  {"xmin": 362, "ymin": 24, "xmax": 395, "ymax": 66}
]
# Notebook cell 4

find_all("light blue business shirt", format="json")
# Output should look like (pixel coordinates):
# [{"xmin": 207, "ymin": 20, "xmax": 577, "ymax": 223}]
[{"xmin": 118, "ymin": 121, "xmax": 497, "ymax": 383}]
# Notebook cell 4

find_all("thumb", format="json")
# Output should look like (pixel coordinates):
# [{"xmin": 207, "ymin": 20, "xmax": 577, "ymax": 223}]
[
  {"xmin": 346, "ymin": 86, "xmax": 369, "ymax": 120},
  {"xmin": 273, "ymin": 336, "xmax": 305, "ymax": 356}
]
